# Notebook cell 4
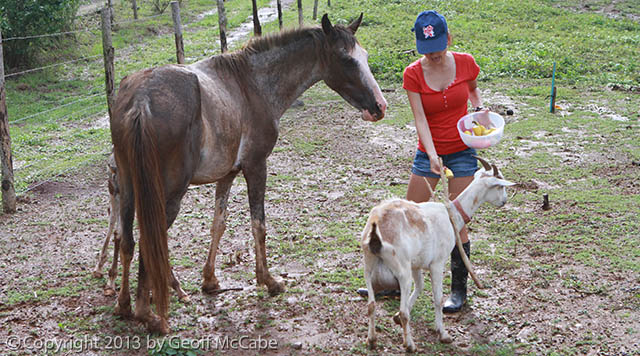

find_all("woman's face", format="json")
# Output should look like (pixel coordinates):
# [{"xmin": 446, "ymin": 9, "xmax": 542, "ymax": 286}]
[
  {"xmin": 422, "ymin": 34, "xmax": 452, "ymax": 64},
  {"xmin": 424, "ymin": 48, "xmax": 448, "ymax": 64}
]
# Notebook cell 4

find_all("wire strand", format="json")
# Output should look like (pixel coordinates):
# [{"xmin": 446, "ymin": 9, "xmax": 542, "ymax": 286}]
[
  {"xmin": 18, "ymin": 150, "xmax": 112, "ymax": 195},
  {"xmin": 9, "ymin": 92, "xmax": 105, "ymax": 124},
  {"xmin": 5, "ymin": 55, "xmax": 103, "ymax": 78}
]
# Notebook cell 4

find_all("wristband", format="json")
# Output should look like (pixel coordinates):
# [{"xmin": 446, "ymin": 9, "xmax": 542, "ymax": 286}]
[{"xmin": 474, "ymin": 106, "xmax": 484, "ymax": 112}]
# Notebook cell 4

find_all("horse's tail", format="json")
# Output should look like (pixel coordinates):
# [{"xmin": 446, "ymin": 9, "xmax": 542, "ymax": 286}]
[{"xmin": 123, "ymin": 97, "xmax": 170, "ymax": 319}]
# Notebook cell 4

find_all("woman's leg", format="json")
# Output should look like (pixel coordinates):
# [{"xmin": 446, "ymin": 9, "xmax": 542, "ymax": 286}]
[{"xmin": 406, "ymin": 173, "xmax": 439, "ymax": 203}]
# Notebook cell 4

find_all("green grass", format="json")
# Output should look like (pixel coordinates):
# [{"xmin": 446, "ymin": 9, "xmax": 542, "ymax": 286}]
[{"xmin": 2, "ymin": 0, "xmax": 639, "ymax": 354}]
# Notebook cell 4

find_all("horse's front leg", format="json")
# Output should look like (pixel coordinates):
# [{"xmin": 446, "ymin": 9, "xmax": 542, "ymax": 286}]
[
  {"xmin": 202, "ymin": 173, "xmax": 236, "ymax": 294},
  {"xmin": 244, "ymin": 162, "xmax": 285, "ymax": 296}
]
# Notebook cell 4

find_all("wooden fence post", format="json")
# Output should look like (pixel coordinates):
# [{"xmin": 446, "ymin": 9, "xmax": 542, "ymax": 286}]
[
  {"xmin": 107, "ymin": 0, "xmax": 115, "ymax": 25},
  {"xmin": 171, "ymin": 1, "xmax": 185, "ymax": 64},
  {"xmin": 298, "ymin": 0, "xmax": 303, "ymax": 27},
  {"xmin": 251, "ymin": 0, "xmax": 262, "ymax": 36},
  {"xmin": 277, "ymin": 0, "xmax": 283, "ymax": 30},
  {"xmin": 328, "ymin": 0, "xmax": 330, "ymax": 7},
  {"xmin": 101, "ymin": 8, "xmax": 115, "ymax": 121},
  {"xmin": 0, "ymin": 30, "xmax": 16, "ymax": 213},
  {"xmin": 313, "ymin": 0, "xmax": 318, "ymax": 20},
  {"xmin": 131, "ymin": 0, "xmax": 138, "ymax": 19},
  {"xmin": 217, "ymin": 0, "xmax": 228, "ymax": 53}
]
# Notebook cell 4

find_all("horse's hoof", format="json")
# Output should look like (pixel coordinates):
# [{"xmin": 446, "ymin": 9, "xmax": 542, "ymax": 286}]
[
  {"xmin": 147, "ymin": 316, "xmax": 170, "ymax": 335},
  {"xmin": 103, "ymin": 287, "xmax": 116, "ymax": 297},
  {"xmin": 92, "ymin": 270, "xmax": 103, "ymax": 279},
  {"xmin": 202, "ymin": 280, "xmax": 220, "ymax": 295},
  {"xmin": 267, "ymin": 280, "xmax": 285, "ymax": 296},
  {"xmin": 114, "ymin": 301, "xmax": 132, "ymax": 318}
]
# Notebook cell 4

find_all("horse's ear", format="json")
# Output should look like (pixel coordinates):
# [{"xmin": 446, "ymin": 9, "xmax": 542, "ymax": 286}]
[
  {"xmin": 321, "ymin": 14, "xmax": 334, "ymax": 35},
  {"xmin": 348, "ymin": 13, "xmax": 363, "ymax": 34}
]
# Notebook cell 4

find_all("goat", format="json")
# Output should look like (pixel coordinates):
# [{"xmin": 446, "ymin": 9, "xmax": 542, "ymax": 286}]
[
  {"xmin": 361, "ymin": 157, "xmax": 514, "ymax": 352},
  {"xmin": 92, "ymin": 154, "xmax": 190, "ymax": 302}
]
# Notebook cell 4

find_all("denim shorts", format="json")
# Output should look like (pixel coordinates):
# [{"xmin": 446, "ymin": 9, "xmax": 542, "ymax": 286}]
[{"xmin": 411, "ymin": 148, "xmax": 478, "ymax": 178}]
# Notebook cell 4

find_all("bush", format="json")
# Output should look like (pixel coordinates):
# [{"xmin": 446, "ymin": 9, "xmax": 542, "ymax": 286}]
[{"xmin": 0, "ymin": 0, "xmax": 80, "ymax": 71}]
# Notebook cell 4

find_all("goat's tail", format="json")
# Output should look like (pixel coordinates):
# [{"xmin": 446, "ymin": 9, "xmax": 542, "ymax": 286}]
[{"xmin": 363, "ymin": 220, "xmax": 383, "ymax": 256}]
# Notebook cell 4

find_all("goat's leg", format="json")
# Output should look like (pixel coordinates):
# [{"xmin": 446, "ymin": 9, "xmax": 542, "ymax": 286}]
[
  {"xmin": 430, "ymin": 262, "xmax": 452, "ymax": 343},
  {"xmin": 408, "ymin": 269, "xmax": 424, "ymax": 311},
  {"xmin": 169, "ymin": 269, "xmax": 189, "ymax": 303},
  {"xmin": 202, "ymin": 174, "xmax": 235, "ymax": 294},
  {"xmin": 114, "ymin": 190, "xmax": 134, "ymax": 319},
  {"xmin": 105, "ymin": 227, "xmax": 120, "ymax": 296},
  {"xmin": 395, "ymin": 272, "xmax": 416, "ymax": 353},
  {"xmin": 364, "ymin": 256, "xmax": 377, "ymax": 349},
  {"xmin": 93, "ymin": 199, "xmax": 118, "ymax": 278}
]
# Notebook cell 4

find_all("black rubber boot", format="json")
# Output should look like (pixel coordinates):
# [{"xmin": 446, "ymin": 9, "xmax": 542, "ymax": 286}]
[
  {"xmin": 443, "ymin": 241, "xmax": 470, "ymax": 313},
  {"xmin": 356, "ymin": 288, "xmax": 401, "ymax": 299}
]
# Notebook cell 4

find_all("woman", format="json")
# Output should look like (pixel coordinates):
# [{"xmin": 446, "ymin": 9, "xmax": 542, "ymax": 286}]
[
  {"xmin": 357, "ymin": 10, "xmax": 488, "ymax": 313},
  {"xmin": 405, "ymin": 10, "xmax": 488, "ymax": 313}
]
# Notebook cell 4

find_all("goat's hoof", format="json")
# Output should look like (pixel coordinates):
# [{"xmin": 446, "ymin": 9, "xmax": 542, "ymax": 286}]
[
  {"xmin": 439, "ymin": 333, "xmax": 453, "ymax": 344},
  {"xmin": 178, "ymin": 294, "xmax": 191, "ymax": 303},
  {"xmin": 367, "ymin": 337, "xmax": 377, "ymax": 350},
  {"xmin": 103, "ymin": 287, "xmax": 116, "ymax": 297},
  {"xmin": 405, "ymin": 342, "xmax": 417, "ymax": 353},
  {"xmin": 393, "ymin": 312, "xmax": 401, "ymax": 325}
]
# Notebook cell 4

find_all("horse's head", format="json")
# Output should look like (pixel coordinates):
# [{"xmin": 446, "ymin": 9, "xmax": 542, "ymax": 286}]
[{"xmin": 321, "ymin": 14, "xmax": 387, "ymax": 122}]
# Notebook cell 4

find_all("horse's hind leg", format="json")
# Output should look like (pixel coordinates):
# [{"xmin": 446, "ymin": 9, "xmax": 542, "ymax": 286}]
[
  {"xmin": 202, "ymin": 173, "xmax": 236, "ymax": 294},
  {"xmin": 243, "ymin": 162, "xmax": 284, "ymax": 296},
  {"xmin": 134, "ymin": 193, "xmax": 185, "ymax": 334}
]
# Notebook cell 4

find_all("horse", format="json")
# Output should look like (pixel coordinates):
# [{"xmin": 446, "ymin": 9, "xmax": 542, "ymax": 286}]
[{"xmin": 110, "ymin": 13, "xmax": 387, "ymax": 334}]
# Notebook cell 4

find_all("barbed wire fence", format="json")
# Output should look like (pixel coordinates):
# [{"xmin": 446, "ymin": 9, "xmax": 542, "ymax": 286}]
[
  {"xmin": 0, "ymin": 0, "xmax": 238, "ymax": 213},
  {"xmin": 0, "ymin": 0, "xmax": 324, "ymax": 213}
]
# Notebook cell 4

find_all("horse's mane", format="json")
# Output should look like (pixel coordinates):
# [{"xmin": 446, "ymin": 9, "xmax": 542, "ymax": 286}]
[{"xmin": 208, "ymin": 23, "xmax": 357, "ymax": 79}]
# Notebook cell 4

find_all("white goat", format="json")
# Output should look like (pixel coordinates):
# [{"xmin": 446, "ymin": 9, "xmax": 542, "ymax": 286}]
[{"xmin": 361, "ymin": 158, "xmax": 514, "ymax": 352}]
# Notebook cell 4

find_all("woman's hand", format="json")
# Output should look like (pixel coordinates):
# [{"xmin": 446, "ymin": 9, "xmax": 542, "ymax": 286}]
[
  {"xmin": 475, "ymin": 108, "xmax": 492, "ymax": 128},
  {"xmin": 429, "ymin": 154, "xmax": 442, "ymax": 175}
]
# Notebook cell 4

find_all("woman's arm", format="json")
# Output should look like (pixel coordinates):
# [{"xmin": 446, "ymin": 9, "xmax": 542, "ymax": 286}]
[
  {"xmin": 468, "ymin": 79, "xmax": 492, "ymax": 126},
  {"xmin": 407, "ymin": 90, "xmax": 442, "ymax": 174},
  {"xmin": 468, "ymin": 79, "xmax": 482, "ymax": 108}
]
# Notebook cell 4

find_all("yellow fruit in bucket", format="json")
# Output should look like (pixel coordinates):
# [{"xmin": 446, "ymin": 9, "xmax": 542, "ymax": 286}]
[
  {"xmin": 463, "ymin": 130, "xmax": 472, "ymax": 136},
  {"xmin": 472, "ymin": 125, "xmax": 485, "ymax": 136}
]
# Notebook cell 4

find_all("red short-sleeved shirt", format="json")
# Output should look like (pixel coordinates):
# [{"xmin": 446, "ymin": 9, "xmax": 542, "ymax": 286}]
[{"xmin": 403, "ymin": 52, "xmax": 480, "ymax": 155}]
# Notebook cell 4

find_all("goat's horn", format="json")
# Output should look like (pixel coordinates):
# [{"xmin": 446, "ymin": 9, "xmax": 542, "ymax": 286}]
[
  {"xmin": 491, "ymin": 164, "xmax": 499, "ymax": 177},
  {"xmin": 473, "ymin": 155, "xmax": 491, "ymax": 171}
]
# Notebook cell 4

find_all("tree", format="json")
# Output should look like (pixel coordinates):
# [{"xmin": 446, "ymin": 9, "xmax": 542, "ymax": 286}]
[{"xmin": 0, "ymin": 0, "xmax": 80, "ymax": 70}]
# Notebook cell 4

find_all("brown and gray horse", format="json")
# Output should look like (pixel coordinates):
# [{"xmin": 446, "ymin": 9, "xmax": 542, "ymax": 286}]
[{"xmin": 110, "ymin": 14, "xmax": 387, "ymax": 334}]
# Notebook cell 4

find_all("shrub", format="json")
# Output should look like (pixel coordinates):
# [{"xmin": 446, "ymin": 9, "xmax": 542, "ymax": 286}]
[{"xmin": 0, "ymin": 0, "xmax": 80, "ymax": 71}]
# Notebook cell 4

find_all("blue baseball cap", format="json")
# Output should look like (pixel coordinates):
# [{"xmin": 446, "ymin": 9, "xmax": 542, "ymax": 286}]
[{"xmin": 412, "ymin": 10, "xmax": 448, "ymax": 54}]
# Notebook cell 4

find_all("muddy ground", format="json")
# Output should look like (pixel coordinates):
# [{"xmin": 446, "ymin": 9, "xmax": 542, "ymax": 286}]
[{"xmin": 1, "ymin": 83, "xmax": 638, "ymax": 355}]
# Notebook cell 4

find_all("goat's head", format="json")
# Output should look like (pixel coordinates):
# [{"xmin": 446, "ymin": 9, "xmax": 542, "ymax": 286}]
[{"xmin": 472, "ymin": 155, "xmax": 515, "ymax": 207}]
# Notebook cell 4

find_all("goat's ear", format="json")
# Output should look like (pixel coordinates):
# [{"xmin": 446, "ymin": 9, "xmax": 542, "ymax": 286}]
[{"xmin": 490, "ymin": 177, "xmax": 516, "ymax": 187}]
